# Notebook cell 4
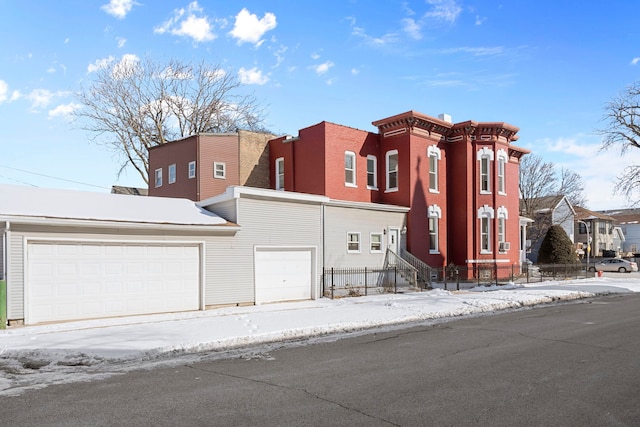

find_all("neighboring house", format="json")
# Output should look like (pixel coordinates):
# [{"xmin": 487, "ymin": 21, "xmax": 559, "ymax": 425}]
[
  {"xmin": 1, "ymin": 184, "xmax": 407, "ymax": 325},
  {"xmin": 267, "ymin": 111, "xmax": 530, "ymax": 273},
  {"xmin": 148, "ymin": 130, "xmax": 275, "ymax": 201},
  {"xmin": 111, "ymin": 186, "xmax": 148, "ymax": 196},
  {"xmin": 598, "ymin": 208, "xmax": 640, "ymax": 255},
  {"xmin": 520, "ymin": 195, "xmax": 575, "ymax": 263},
  {"xmin": 574, "ymin": 206, "xmax": 617, "ymax": 258}
]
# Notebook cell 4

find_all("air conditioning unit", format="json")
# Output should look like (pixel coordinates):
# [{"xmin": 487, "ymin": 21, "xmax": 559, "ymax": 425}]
[{"xmin": 499, "ymin": 242, "xmax": 511, "ymax": 251}]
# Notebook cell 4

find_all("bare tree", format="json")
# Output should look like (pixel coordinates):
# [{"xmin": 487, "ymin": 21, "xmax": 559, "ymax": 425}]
[
  {"xmin": 598, "ymin": 81, "xmax": 640, "ymax": 203},
  {"xmin": 558, "ymin": 167, "xmax": 587, "ymax": 207},
  {"xmin": 519, "ymin": 154, "xmax": 558, "ymax": 216},
  {"xmin": 74, "ymin": 57, "xmax": 267, "ymax": 184}
]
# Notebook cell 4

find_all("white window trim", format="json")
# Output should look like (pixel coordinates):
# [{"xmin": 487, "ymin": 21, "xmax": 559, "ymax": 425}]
[
  {"xmin": 497, "ymin": 149, "xmax": 508, "ymax": 195},
  {"xmin": 366, "ymin": 155, "xmax": 378, "ymax": 190},
  {"xmin": 275, "ymin": 157, "xmax": 285, "ymax": 190},
  {"xmin": 478, "ymin": 205, "xmax": 495, "ymax": 254},
  {"xmin": 188, "ymin": 161, "xmax": 196, "ymax": 179},
  {"xmin": 154, "ymin": 168, "xmax": 162, "ymax": 188},
  {"xmin": 370, "ymin": 232, "xmax": 383, "ymax": 253},
  {"xmin": 428, "ymin": 204, "xmax": 442, "ymax": 254},
  {"xmin": 347, "ymin": 232, "xmax": 361, "ymax": 254},
  {"xmin": 386, "ymin": 150, "xmax": 399, "ymax": 193},
  {"xmin": 168, "ymin": 163, "xmax": 176, "ymax": 184},
  {"xmin": 345, "ymin": 151, "xmax": 357, "ymax": 187},
  {"xmin": 214, "ymin": 162, "xmax": 226, "ymax": 179},
  {"xmin": 428, "ymin": 146, "xmax": 441, "ymax": 194},
  {"xmin": 477, "ymin": 147, "xmax": 494, "ymax": 195}
]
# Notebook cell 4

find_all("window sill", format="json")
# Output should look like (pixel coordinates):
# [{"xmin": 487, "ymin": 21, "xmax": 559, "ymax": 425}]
[
  {"xmin": 479, "ymin": 191, "xmax": 492, "ymax": 195},
  {"xmin": 345, "ymin": 183, "xmax": 357, "ymax": 188},
  {"xmin": 385, "ymin": 188, "xmax": 399, "ymax": 193},
  {"xmin": 367, "ymin": 186, "xmax": 379, "ymax": 191},
  {"xmin": 347, "ymin": 251, "xmax": 361, "ymax": 254},
  {"xmin": 429, "ymin": 250, "xmax": 440, "ymax": 254},
  {"xmin": 429, "ymin": 189, "xmax": 439, "ymax": 194}
]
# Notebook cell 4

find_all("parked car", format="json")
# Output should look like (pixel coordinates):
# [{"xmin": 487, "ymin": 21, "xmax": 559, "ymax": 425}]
[{"xmin": 589, "ymin": 258, "xmax": 638, "ymax": 273}]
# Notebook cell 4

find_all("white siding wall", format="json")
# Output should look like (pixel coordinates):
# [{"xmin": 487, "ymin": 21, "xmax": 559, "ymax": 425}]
[
  {"xmin": 204, "ymin": 197, "xmax": 323, "ymax": 305},
  {"xmin": 5, "ymin": 224, "xmax": 233, "ymax": 322},
  {"xmin": 324, "ymin": 205, "xmax": 406, "ymax": 268},
  {"xmin": 207, "ymin": 199, "xmax": 238, "ymax": 224}
]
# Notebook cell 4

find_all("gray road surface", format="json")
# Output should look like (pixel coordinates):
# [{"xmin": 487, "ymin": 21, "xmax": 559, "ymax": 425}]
[{"xmin": 2, "ymin": 293, "xmax": 640, "ymax": 426}]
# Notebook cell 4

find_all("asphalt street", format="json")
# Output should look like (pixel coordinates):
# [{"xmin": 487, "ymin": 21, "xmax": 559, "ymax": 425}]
[{"xmin": 2, "ymin": 293, "xmax": 639, "ymax": 426}]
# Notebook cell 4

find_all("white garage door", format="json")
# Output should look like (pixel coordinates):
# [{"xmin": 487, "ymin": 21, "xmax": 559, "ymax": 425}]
[
  {"xmin": 254, "ymin": 248, "xmax": 313, "ymax": 304},
  {"xmin": 27, "ymin": 241, "xmax": 200, "ymax": 324}
]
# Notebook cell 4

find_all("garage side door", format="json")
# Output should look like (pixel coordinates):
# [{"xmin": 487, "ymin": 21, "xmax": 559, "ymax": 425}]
[
  {"xmin": 254, "ymin": 248, "xmax": 312, "ymax": 304},
  {"xmin": 27, "ymin": 242, "xmax": 200, "ymax": 324}
]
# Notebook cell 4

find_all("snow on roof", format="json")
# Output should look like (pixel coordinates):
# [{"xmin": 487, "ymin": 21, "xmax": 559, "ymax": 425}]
[{"xmin": 0, "ymin": 184, "xmax": 229, "ymax": 226}]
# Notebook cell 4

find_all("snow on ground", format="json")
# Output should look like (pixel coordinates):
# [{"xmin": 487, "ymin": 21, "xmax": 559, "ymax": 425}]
[{"xmin": 1, "ymin": 276, "xmax": 639, "ymax": 396}]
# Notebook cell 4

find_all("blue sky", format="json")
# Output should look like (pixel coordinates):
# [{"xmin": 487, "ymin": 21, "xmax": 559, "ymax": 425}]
[{"xmin": 1, "ymin": 0, "xmax": 639, "ymax": 210}]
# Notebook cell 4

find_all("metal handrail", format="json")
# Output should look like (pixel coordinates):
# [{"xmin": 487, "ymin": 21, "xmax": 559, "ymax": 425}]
[
  {"xmin": 399, "ymin": 248, "xmax": 434, "ymax": 289},
  {"xmin": 384, "ymin": 249, "xmax": 418, "ymax": 288}
]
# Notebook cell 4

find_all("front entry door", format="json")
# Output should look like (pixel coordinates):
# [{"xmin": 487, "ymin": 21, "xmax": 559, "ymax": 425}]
[{"xmin": 388, "ymin": 228, "xmax": 400, "ymax": 254}]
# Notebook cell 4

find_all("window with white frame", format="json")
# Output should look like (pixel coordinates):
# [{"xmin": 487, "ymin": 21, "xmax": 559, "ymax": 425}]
[
  {"xmin": 168, "ymin": 164, "xmax": 176, "ymax": 184},
  {"xmin": 428, "ymin": 146, "xmax": 441, "ymax": 193},
  {"xmin": 275, "ymin": 157, "xmax": 284, "ymax": 190},
  {"xmin": 214, "ymin": 162, "xmax": 226, "ymax": 179},
  {"xmin": 428, "ymin": 204, "xmax": 442, "ymax": 254},
  {"xmin": 345, "ymin": 151, "xmax": 356, "ymax": 187},
  {"xmin": 497, "ymin": 206, "xmax": 508, "ymax": 252},
  {"xmin": 347, "ymin": 232, "xmax": 361, "ymax": 253},
  {"xmin": 477, "ymin": 147, "xmax": 494, "ymax": 194},
  {"xmin": 367, "ymin": 155, "xmax": 377, "ymax": 190},
  {"xmin": 386, "ymin": 150, "xmax": 398, "ymax": 192},
  {"xmin": 497, "ymin": 149, "xmax": 507, "ymax": 194},
  {"xmin": 188, "ymin": 161, "xmax": 196, "ymax": 179},
  {"xmin": 154, "ymin": 168, "xmax": 162, "ymax": 188},
  {"xmin": 478, "ymin": 205, "xmax": 495, "ymax": 253},
  {"xmin": 370, "ymin": 233, "xmax": 382, "ymax": 253}
]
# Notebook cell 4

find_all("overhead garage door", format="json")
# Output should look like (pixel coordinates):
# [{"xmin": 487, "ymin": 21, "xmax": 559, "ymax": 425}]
[
  {"xmin": 254, "ymin": 248, "xmax": 313, "ymax": 304},
  {"xmin": 26, "ymin": 241, "xmax": 200, "ymax": 324}
]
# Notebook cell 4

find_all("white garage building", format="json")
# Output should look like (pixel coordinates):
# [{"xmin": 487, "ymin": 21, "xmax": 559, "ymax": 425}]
[{"xmin": 1, "ymin": 184, "xmax": 407, "ymax": 326}]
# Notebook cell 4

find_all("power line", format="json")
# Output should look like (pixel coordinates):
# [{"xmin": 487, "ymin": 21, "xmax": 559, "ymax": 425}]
[{"xmin": 0, "ymin": 164, "xmax": 111, "ymax": 190}]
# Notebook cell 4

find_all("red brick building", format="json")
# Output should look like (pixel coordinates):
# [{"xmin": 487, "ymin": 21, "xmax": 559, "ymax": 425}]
[
  {"xmin": 269, "ymin": 111, "xmax": 529, "ymax": 270},
  {"xmin": 148, "ymin": 130, "xmax": 274, "ymax": 201}
]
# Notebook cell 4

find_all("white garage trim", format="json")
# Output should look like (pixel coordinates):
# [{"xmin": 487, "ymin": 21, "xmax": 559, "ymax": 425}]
[
  {"xmin": 24, "ymin": 237, "xmax": 205, "ymax": 324},
  {"xmin": 254, "ymin": 246, "xmax": 317, "ymax": 304}
]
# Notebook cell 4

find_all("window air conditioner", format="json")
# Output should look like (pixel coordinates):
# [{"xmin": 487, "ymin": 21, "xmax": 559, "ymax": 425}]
[{"xmin": 499, "ymin": 242, "xmax": 510, "ymax": 251}]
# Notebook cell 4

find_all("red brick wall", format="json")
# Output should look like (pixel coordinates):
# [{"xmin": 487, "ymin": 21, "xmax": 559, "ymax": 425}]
[
  {"xmin": 148, "ymin": 136, "xmax": 198, "ymax": 200},
  {"xmin": 198, "ymin": 134, "xmax": 240, "ymax": 200}
]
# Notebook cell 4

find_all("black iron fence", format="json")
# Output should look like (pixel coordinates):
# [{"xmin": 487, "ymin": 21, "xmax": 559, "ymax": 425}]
[
  {"xmin": 322, "ymin": 266, "xmax": 418, "ymax": 299},
  {"xmin": 434, "ymin": 262, "xmax": 593, "ymax": 291},
  {"xmin": 322, "ymin": 262, "xmax": 596, "ymax": 298}
]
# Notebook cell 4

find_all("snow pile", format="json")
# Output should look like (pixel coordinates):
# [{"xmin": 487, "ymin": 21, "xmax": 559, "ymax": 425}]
[{"xmin": 0, "ymin": 277, "xmax": 638, "ymax": 395}]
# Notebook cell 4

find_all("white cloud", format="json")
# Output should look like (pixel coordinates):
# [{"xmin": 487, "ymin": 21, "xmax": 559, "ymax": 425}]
[
  {"xmin": 351, "ymin": 68, "xmax": 360, "ymax": 75},
  {"xmin": 229, "ymin": 8, "xmax": 276, "ymax": 46},
  {"xmin": 402, "ymin": 18, "xmax": 422, "ymax": 40},
  {"xmin": 238, "ymin": 67, "xmax": 270, "ymax": 85},
  {"xmin": 48, "ymin": 103, "xmax": 81, "ymax": 119},
  {"xmin": 0, "ymin": 80, "xmax": 8, "ymax": 103},
  {"xmin": 631, "ymin": 57, "xmax": 640, "ymax": 65},
  {"xmin": 116, "ymin": 37, "xmax": 127, "ymax": 48},
  {"xmin": 475, "ymin": 15, "xmax": 487, "ymax": 25},
  {"xmin": 425, "ymin": 0, "xmax": 462, "ymax": 24},
  {"xmin": 351, "ymin": 25, "xmax": 399, "ymax": 47},
  {"xmin": 88, "ymin": 56, "xmax": 116, "ymax": 73},
  {"xmin": 312, "ymin": 61, "xmax": 334, "ymax": 75},
  {"xmin": 154, "ymin": 2, "xmax": 216, "ymax": 43},
  {"xmin": 101, "ymin": 0, "xmax": 136, "ymax": 19},
  {"xmin": 27, "ymin": 89, "xmax": 55, "ymax": 110}
]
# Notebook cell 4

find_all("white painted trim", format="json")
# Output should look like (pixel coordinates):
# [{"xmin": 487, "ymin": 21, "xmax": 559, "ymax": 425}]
[{"xmin": 199, "ymin": 185, "xmax": 329, "ymax": 207}]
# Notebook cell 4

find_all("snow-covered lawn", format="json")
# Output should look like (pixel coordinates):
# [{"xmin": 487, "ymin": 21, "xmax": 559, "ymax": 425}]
[{"xmin": 1, "ymin": 277, "xmax": 638, "ymax": 396}]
